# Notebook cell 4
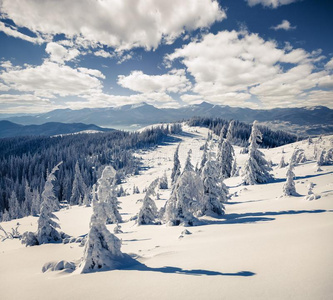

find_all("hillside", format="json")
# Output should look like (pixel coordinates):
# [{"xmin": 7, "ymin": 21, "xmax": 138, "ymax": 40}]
[
  {"xmin": 0, "ymin": 120, "xmax": 113, "ymax": 138},
  {"xmin": 0, "ymin": 125, "xmax": 332, "ymax": 299}
]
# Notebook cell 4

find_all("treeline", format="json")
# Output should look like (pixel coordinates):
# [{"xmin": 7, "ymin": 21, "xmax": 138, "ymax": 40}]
[
  {"xmin": 0, "ymin": 123, "xmax": 182, "ymax": 221},
  {"xmin": 187, "ymin": 117, "xmax": 298, "ymax": 148}
]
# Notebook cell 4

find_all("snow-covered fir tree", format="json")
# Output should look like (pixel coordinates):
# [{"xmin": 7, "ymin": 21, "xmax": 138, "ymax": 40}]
[
  {"xmin": 183, "ymin": 149, "xmax": 194, "ymax": 173},
  {"xmin": 23, "ymin": 181, "xmax": 33, "ymax": 217},
  {"xmin": 201, "ymin": 153, "xmax": 226, "ymax": 216},
  {"xmin": 137, "ymin": 179, "xmax": 159, "ymax": 225},
  {"xmin": 171, "ymin": 144, "xmax": 181, "ymax": 184},
  {"xmin": 164, "ymin": 151, "xmax": 204, "ymax": 226},
  {"xmin": 30, "ymin": 188, "xmax": 41, "ymax": 216},
  {"xmin": 282, "ymin": 150, "xmax": 299, "ymax": 196},
  {"xmin": 242, "ymin": 121, "xmax": 272, "ymax": 185},
  {"xmin": 97, "ymin": 166, "xmax": 122, "ymax": 224},
  {"xmin": 77, "ymin": 197, "xmax": 124, "ymax": 273},
  {"xmin": 36, "ymin": 162, "xmax": 63, "ymax": 244},
  {"xmin": 279, "ymin": 156, "xmax": 287, "ymax": 168},
  {"xmin": 219, "ymin": 139, "xmax": 235, "ymax": 179},
  {"xmin": 226, "ymin": 120, "xmax": 235, "ymax": 142},
  {"xmin": 8, "ymin": 191, "xmax": 21, "ymax": 220},
  {"xmin": 199, "ymin": 140, "xmax": 208, "ymax": 174},
  {"xmin": 231, "ymin": 158, "xmax": 239, "ymax": 177},
  {"xmin": 70, "ymin": 161, "xmax": 87, "ymax": 206},
  {"xmin": 159, "ymin": 172, "xmax": 168, "ymax": 190}
]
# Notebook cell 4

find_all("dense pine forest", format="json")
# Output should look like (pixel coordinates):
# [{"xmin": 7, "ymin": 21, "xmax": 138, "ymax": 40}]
[
  {"xmin": 0, "ymin": 124, "xmax": 182, "ymax": 221},
  {"xmin": 187, "ymin": 117, "xmax": 299, "ymax": 148}
]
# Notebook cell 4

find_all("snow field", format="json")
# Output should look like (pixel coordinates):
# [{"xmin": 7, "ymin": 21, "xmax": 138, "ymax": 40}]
[{"xmin": 0, "ymin": 126, "xmax": 332, "ymax": 299}]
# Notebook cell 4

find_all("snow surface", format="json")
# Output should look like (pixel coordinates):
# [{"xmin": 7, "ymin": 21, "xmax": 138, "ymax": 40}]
[{"xmin": 1, "ymin": 125, "xmax": 332, "ymax": 300}]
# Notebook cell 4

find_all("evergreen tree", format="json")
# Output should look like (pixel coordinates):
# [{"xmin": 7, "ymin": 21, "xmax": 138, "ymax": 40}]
[
  {"xmin": 279, "ymin": 156, "xmax": 287, "ymax": 168},
  {"xmin": 137, "ymin": 179, "xmax": 159, "ymax": 225},
  {"xmin": 70, "ymin": 161, "xmax": 87, "ymax": 206},
  {"xmin": 36, "ymin": 162, "xmax": 63, "ymax": 244},
  {"xmin": 183, "ymin": 149, "xmax": 194, "ymax": 173},
  {"xmin": 159, "ymin": 172, "xmax": 168, "ymax": 189},
  {"xmin": 165, "ymin": 153, "xmax": 204, "ymax": 226},
  {"xmin": 226, "ymin": 120, "xmax": 235, "ymax": 142},
  {"xmin": 219, "ymin": 139, "xmax": 235, "ymax": 179},
  {"xmin": 282, "ymin": 150, "xmax": 299, "ymax": 196},
  {"xmin": 97, "ymin": 166, "xmax": 122, "ymax": 224},
  {"xmin": 23, "ymin": 181, "xmax": 33, "ymax": 216},
  {"xmin": 171, "ymin": 144, "xmax": 181, "ymax": 184},
  {"xmin": 8, "ymin": 191, "xmax": 21, "ymax": 220},
  {"xmin": 231, "ymin": 158, "xmax": 239, "ymax": 177},
  {"xmin": 31, "ymin": 189, "xmax": 41, "ymax": 216},
  {"xmin": 201, "ymin": 154, "xmax": 225, "ymax": 216},
  {"xmin": 77, "ymin": 197, "xmax": 124, "ymax": 273},
  {"xmin": 242, "ymin": 121, "xmax": 272, "ymax": 185}
]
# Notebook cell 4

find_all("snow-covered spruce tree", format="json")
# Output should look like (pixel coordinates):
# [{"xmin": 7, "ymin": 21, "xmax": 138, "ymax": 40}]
[
  {"xmin": 70, "ymin": 161, "xmax": 87, "ymax": 206},
  {"xmin": 171, "ymin": 144, "xmax": 181, "ymax": 184},
  {"xmin": 137, "ymin": 179, "xmax": 159, "ymax": 225},
  {"xmin": 279, "ymin": 156, "xmax": 287, "ymax": 168},
  {"xmin": 159, "ymin": 172, "xmax": 168, "ymax": 190},
  {"xmin": 219, "ymin": 139, "xmax": 235, "ymax": 179},
  {"xmin": 164, "ymin": 151, "xmax": 204, "ymax": 226},
  {"xmin": 199, "ymin": 141, "xmax": 208, "ymax": 174},
  {"xmin": 77, "ymin": 198, "xmax": 124, "ymax": 273},
  {"xmin": 36, "ymin": 162, "xmax": 63, "ymax": 244},
  {"xmin": 183, "ymin": 149, "xmax": 194, "ymax": 173},
  {"xmin": 8, "ymin": 191, "xmax": 21, "ymax": 220},
  {"xmin": 231, "ymin": 158, "xmax": 239, "ymax": 177},
  {"xmin": 282, "ymin": 150, "xmax": 300, "ymax": 196},
  {"xmin": 97, "ymin": 166, "xmax": 122, "ymax": 224},
  {"xmin": 242, "ymin": 121, "xmax": 272, "ymax": 185},
  {"xmin": 201, "ymin": 154, "xmax": 225, "ymax": 216},
  {"xmin": 226, "ymin": 120, "xmax": 235, "ymax": 142},
  {"xmin": 30, "ymin": 189, "xmax": 41, "ymax": 216}
]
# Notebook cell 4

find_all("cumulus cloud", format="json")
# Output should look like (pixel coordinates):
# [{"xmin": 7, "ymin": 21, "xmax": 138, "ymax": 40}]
[
  {"xmin": 246, "ymin": 0, "xmax": 300, "ymax": 8},
  {"xmin": 0, "ymin": 0, "xmax": 226, "ymax": 50},
  {"xmin": 0, "ymin": 61, "xmax": 103, "ymax": 98},
  {"xmin": 166, "ymin": 30, "xmax": 331, "ymax": 108},
  {"xmin": 118, "ymin": 69, "xmax": 191, "ymax": 93},
  {"xmin": 45, "ymin": 42, "xmax": 80, "ymax": 64},
  {"xmin": 0, "ymin": 21, "xmax": 44, "ymax": 44},
  {"xmin": 325, "ymin": 58, "xmax": 333, "ymax": 69},
  {"xmin": 271, "ymin": 20, "xmax": 296, "ymax": 31}
]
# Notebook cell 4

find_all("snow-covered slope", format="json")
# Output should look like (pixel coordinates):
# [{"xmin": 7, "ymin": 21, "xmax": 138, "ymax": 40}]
[{"xmin": 1, "ymin": 125, "xmax": 332, "ymax": 300}]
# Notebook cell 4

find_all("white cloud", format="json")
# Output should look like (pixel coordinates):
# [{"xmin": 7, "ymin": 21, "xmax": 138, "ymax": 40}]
[
  {"xmin": 45, "ymin": 42, "xmax": 80, "ymax": 64},
  {"xmin": 325, "ymin": 58, "xmax": 333, "ymax": 70},
  {"xmin": 246, "ymin": 0, "xmax": 299, "ymax": 8},
  {"xmin": 94, "ymin": 50, "xmax": 113, "ymax": 58},
  {"xmin": 271, "ymin": 20, "xmax": 296, "ymax": 31},
  {"xmin": 118, "ymin": 69, "xmax": 191, "ymax": 93},
  {"xmin": 0, "ymin": 0, "xmax": 226, "ymax": 50},
  {"xmin": 78, "ymin": 67, "xmax": 105, "ymax": 79},
  {"xmin": 0, "ymin": 61, "xmax": 103, "ymax": 98},
  {"xmin": 167, "ymin": 30, "xmax": 331, "ymax": 108},
  {"xmin": 0, "ymin": 21, "xmax": 44, "ymax": 44}
]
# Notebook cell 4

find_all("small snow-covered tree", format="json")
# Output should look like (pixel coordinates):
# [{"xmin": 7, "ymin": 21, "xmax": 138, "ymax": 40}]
[
  {"xmin": 282, "ymin": 150, "xmax": 300, "ymax": 196},
  {"xmin": 201, "ymin": 154, "xmax": 226, "ymax": 216},
  {"xmin": 77, "ymin": 198, "xmax": 124, "ymax": 273},
  {"xmin": 97, "ymin": 166, "xmax": 122, "ymax": 224},
  {"xmin": 8, "ymin": 191, "xmax": 21, "ymax": 220},
  {"xmin": 23, "ymin": 181, "xmax": 33, "ymax": 216},
  {"xmin": 279, "ymin": 156, "xmax": 287, "ymax": 168},
  {"xmin": 231, "ymin": 158, "xmax": 239, "ymax": 177},
  {"xmin": 183, "ymin": 149, "xmax": 194, "ymax": 173},
  {"xmin": 171, "ymin": 144, "xmax": 181, "ymax": 184},
  {"xmin": 137, "ymin": 179, "xmax": 159, "ymax": 225},
  {"xmin": 218, "ymin": 139, "xmax": 235, "ymax": 179},
  {"xmin": 226, "ymin": 120, "xmax": 235, "ymax": 142},
  {"xmin": 164, "ymin": 152, "xmax": 204, "ymax": 226},
  {"xmin": 242, "ymin": 121, "xmax": 272, "ymax": 185},
  {"xmin": 159, "ymin": 172, "xmax": 168, "ymax": 189},
  {"xmin": 70, "ymin": 161, "xmax": 87, "ymax": 206},
  {"xmin": 199, "ymin": 141, "xmax": 208, "ymax": 174},
  {"xmin": 30, "ymin": 189, "xmax": 41, "ymax": 216},
  {"xmin": 36, "ymin": 162, "xmax": 63, "ymax": 244}
]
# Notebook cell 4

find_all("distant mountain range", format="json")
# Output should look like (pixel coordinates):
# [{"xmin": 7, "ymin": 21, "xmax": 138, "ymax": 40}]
[
  {"xmin": 0, "ymin": 121, "xmax": 112, "ymax": 138},
  {"xmin": 1, "ymin": 102, "xmax": 332, "ymax": 135}
]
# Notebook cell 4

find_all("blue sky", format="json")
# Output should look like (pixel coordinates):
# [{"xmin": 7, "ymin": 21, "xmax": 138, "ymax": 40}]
[{"xmin": 0, "ymin": 0, "xmax": 332, "ymax": 114}]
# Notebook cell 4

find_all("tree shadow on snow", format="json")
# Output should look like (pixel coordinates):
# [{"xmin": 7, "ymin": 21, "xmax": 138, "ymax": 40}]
[
  {"xmin": 205, "ymin": 209, "xmax": 328, "ymax": 225},
  {"xmin": 122, "ymin": 255, "xmax": 255, "ymax": 277},
  {"xmin": 273, "ymin": 171, "xmax": 333, "ymax": 184}
]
